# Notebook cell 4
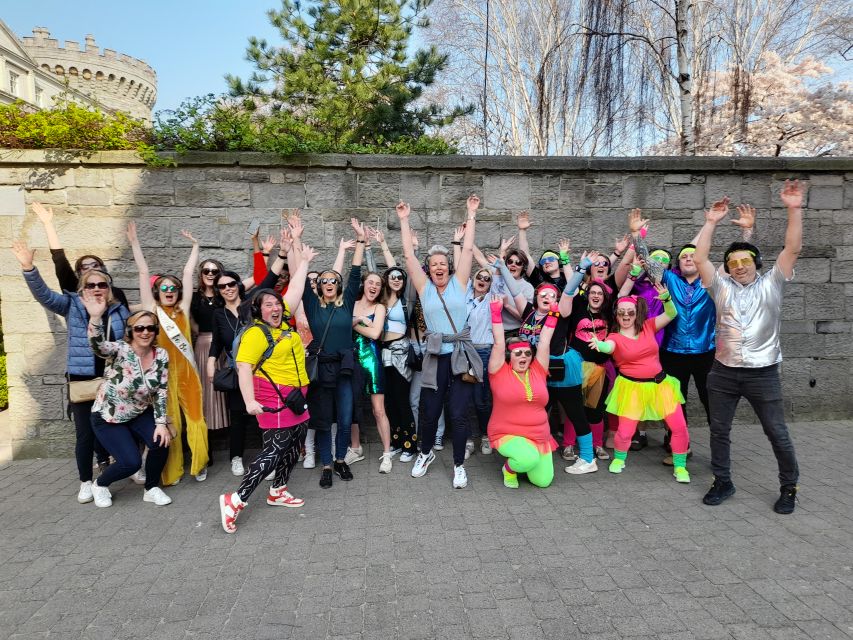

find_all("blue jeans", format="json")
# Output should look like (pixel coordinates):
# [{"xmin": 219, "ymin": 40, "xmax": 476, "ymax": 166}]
[
  {"xmin": 308, "ymin": 375, "xmax": 354, "ymax": 465},
  {"xmin": 91, "ymin": 407, "xmax": 169, "ymax": 490},
  {"xmin": 418, "ymin": 354, "xmax": 473, "ymax": 466},
  {"xmin": 472, "ymin": 347, "xmax": 493, "ymax": 438},
  {"xmin": 707, "ymin": 361, "xmax": 799, "ymax": 486}
]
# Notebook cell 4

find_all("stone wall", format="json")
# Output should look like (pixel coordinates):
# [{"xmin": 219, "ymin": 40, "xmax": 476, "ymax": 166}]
[{"xmin": 1, "ymin": 150, "xmax": 851, "ymax": 460}]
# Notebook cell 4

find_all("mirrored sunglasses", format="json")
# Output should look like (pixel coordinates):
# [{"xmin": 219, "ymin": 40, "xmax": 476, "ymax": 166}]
[
  {"xmin": 616, "ymin": 309, "xmax": 636, "ymax": 317},
  {"xmin": 475, "ymin": 274, "xmax": 492, "ymax": 282},
  {"xmin": 726, "ymin": 257, "xmax": 754, "ymax": 269},
  {"xmin": 388, "ymin": 272, "xmax": 405, "ymax": 281},
  {"xmin": 160, "ymin": 284, "xmax": 178, "ymax": 292},
  {"xmin": 510, "ymin": 349, "xmax": 533, "ymax": 357},
  {"xmin": 319, "ymin": 277, "xmax": 338, "ymax": 285}
]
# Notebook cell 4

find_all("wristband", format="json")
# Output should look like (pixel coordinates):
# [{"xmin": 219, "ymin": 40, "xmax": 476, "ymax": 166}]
[
  {"xmin": 261, "ymin": 252, "xmax": 269, "ymax": 257},
  {"xmin": 658, "ymin": 293, "xmax": 671, "ymax": 302},
  {"xmin": 356, "ymin": 240, "xmax": 365, "ymax": 244},
  {"xmin": 544, "ymin": 314, "xmax": 559, "ymax": 329},
  {"xmin": 614, "ymin": 251, "xmax": 623, "ymax": 259},
  {"xmin": 574, "ymin": 265, "xmax": 585, "ymax": 273},
  {"xmin": 629, "ymin": 264, "xmax": 643, "ymax": 277},
  {"xmin": 639, "ymin": 227, "xmax": 647, "ymax": 239},
  {"xmin": 490, "ymin": 303, "xmax": 503, "ymax": 324},
  {"xmin": 278, "ymin": 253, "xmax": 287, "ymax": 259},
  {"xmin": 451, "ymin": 241, "xmax": 461, "ymax": 246},
  {"xmin": 559, "ymin": 250, "xmax": 570, "ymax": 266}
]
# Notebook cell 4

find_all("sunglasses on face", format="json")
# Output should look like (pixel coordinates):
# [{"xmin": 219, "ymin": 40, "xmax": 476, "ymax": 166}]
[
  {"xmin": 506, "ymin": 259, "xmax": 523, "ymax": 266},
  {"xmin": 727, "ymin": 257, "xmax": 754, "ymax": 269},
  {"xmin": 591, "ymin": 261, "xmax": 610, "ymax": 268},
  {"xmin": 388, "ymin": 273, "xmax": 404, "ymax": 281},
  {"xmin": 319, "ymin": 277, "xmax": 338, "ymax": 285},
  {"xmin": 475, "ymin": 274, "xmax": 492, "ymax": 282},
  {"xmin": 216, "ymin": 281, "xmax": 238, "ymax": 290},
  {"xmin": 132, "ymin": 324, "xmax": 157, "ymax": 334},
  {"xmin": 616, "ymin": 309, "xmax": 636, "ymax": 317},
  {"xmin": 510, "ymin": 349, "xmax": 533, "ymax": 357},
  {"xmin": 160, "ymin": 284, "xmax": 178, "ymax": 292},
  {"xmin": 84, "ymin": 282, "xmax": 109, "ymax": 290},
  {"xmin": 539, "ymin": 256, "xmax": 558, "ymax": 264},
  {"xmin": 201, "ymin": 268, "xmax": 220, "ymax": 276}
]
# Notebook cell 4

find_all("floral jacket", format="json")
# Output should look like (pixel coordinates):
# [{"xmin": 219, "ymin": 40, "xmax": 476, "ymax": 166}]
[{"xmin": 90, "ymin": 324, "xmax": 169, "ymax": 424}]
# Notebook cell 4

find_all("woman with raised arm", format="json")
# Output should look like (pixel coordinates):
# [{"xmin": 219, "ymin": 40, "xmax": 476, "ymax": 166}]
[
  {"xmin": 588, "ymin": 284, "xmax": 691, "ymax": 483},
  {"xmin": 301, "ymin": 218, "xmax": 365, "ymax": 489},
  {"xmin": 83, "ymin": 301, "xmax": 173, "ymax": 508},
  {"xmin": 127, "ymin": 221, "xmax": 209, "ymax": 485},
  {"xmin": 487, "ymin": 295, "xmax": 559, "ymax": 489},
  {"xmin": 396, "ymin": 195, "xmax": 483, "ymax": 489},
  {"xmin": 13, "ymin": 240, "xmax": 130, "ymax": 504}
]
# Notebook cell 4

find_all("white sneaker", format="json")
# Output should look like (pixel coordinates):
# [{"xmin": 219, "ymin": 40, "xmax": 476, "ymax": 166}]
[
  {"xmin": 433, "ymin": 438, "xmax": 444, "ymax": 451},
  {"xmin": 565, "ymin": 458, "xmax": 598, "ymax": 475},
  {"xmin": 561, "ymin": 445, "xmax": 578, "ymax": 461},
  {"xmin": 91, "ymin": 481, "xmax": 112, "ymax": 508},
  {"xmin": 464, "ymin": 440, "xmax": 475, "ymax": 460},
  {"xmin": 379, "ymin": 452, "xmax": 392, "ymax": 474},
  {"xmin": 344, "ymin": 446, "xmax": 365, "ymax": 465},
  {"xmin": 411, "ymin": 451, "xmax": 436, "ymax": 478},
  {"xmin": 231, "ymin": 457, "xmax": 244, "ymax": 476},
  {"xmin": 480, "ymin": 438, "xmax": 492, "ymax": 455},
  {"xmin": 400, "ymin": 451, "xmax": 415, "ymax": 463},
  {"xmin": 303, "ymin": 450, "xmax": 316, "ymax": 469},
  {"xmin": 453, "ymin": 465, "xmax": 468, "ymax": 489},
  {"xmin": 595, "ymin": 446, "xmax": 611, "ymax": 460},
  {"xmin": 77, "ymin": 481, "xmax": 93, "ymax": 504},
  {"xmin": 129, "ymin": 468, "xmax": 146, "ymax": 485},
  {"xmin": 143, "ymin": 486, "xmax": 172, "ymax": 506},
  {"xmin": 388, "ymin": 447, "xmax": 403, "ymax": 459},
  {"xmin": 195, "ymin": 468, "xmax": 208, "ymax": 482}
]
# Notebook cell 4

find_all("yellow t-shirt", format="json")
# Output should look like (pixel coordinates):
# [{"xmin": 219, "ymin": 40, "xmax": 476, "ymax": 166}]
[{"xmin": 235, "ymin": 322, "xmax": 307, "ymax": 387}]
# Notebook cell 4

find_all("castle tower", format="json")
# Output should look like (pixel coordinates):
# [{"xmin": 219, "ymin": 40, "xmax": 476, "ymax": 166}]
[{"xmin": 21, "ymin": 27, "xmax": 157, "ymax": 123}]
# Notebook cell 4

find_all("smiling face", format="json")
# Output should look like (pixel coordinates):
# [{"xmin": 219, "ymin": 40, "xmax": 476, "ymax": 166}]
[
  {"xmin": 473, "ymin": 269, "xmax": 492, "ymax": 295},
  {"xmin": 200, "ymin": 261, "xmax": 221, "ymax": 290},
  {"xmin": 678, "ymin": 249, "xmax": 698, "ymax": 277},
  {"xmin": 586, "ymin": 284, "xmax": 605, "ymax": 312},
  {"xmin": 616, "ymin": 301, "xmax": 637, "ymax": 332},
  {"xmin": 535, "ymin": 286, "xmax": 557, "ymax": 313},
  {"xmin": 258, "ymin": 293, "xmax": 284, "ymax": 328},
  {"xmin": 157, "ymin": 277, "xmax": 181, "ymax": 307},
  {"xmin": 508, "ymin": 342, "xmax": 533, "ymax": 373},
  {"xmin": 726, "ymin": 250, "xmax": 757, "ymax": 285},
  {"xmin": 428, "ymin": 254, "xmax": 450, "ymax": 288},
  {"xmin": 539, "ymin": 255, "xmax": 559, "ymax": 275},
  {"xmin": 590, "ymin": 257, "xmax": 610, "ymax": 280},
  {"xmin": 129, "ymin": 313, "xmax": 158, "ymax": 349},
  {"xmin": 506, "ymin": 252, "xmax": 525, "ymax": 279},
  {"xmin": 216, "ymin": 276, "xmax": 240, "ymax": 304},
  {"xmin": 363, "ymin": 274, "xmax": 382, "ymax": 303},
  {"xmin": 385, "ymin": 269, "xmax": 405, "ymax": 294},
  {"xmin": 318, "ymin": 271, "xmax": 340, "ymax": 301}
]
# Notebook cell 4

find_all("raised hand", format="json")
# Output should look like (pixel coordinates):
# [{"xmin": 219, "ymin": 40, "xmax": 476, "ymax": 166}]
[
  {"xmin": 516, "ymin": 211, "xmax": 531, "ymax": 231},
  {"xmin": 489, "ymin": 294, "xmax": 504, "ymax": 312},
  {"xmin": 780, "ymin": 179, "xmax": 805, "ymax": 209},
  {"xmin": 628, "ymin": 208, "xmax": 649, "ymax": 234},
  {"xmin": 558, "ymin": 238, "xmax": 571, "ymax": 254},
  {"xmin": 705, "ymin": 196, "xmax": 730, "ymax": 224},
  {"xmin": 279, "ymin": 227, "xmax": 293, "ymax": 255},
  {"xmin": 302, "ymin": 245, "xmax": 318, "ymax": 263},
  {"xmin": 32, "ymin": 202, "xmax": 53, "ymax": 224},
  {"xmin": 288, "ymin": 211, "xmax": 304, "ymax": 240},
  {"xmin": 395, "ymin": 201, "xmax": 411, "ymax": 220},
  {"xmin": 453, "ymin": 224, "xmax": 465, "ymax": 243},
  {"xmin": 261, "ymin": 234, "xmax": 277, "ymax": 254},
  {"xmin": 466, "ymin": 194, "xmax": 480, "ymax": 215},
  {"xmin": 180, "ymin": 229, "xmax": 199, "ymax": 244},
  {"xmin": 614, "ymin": 234, "xmax": 630, "ymax": 255},
  {"xmin": 11, "ymin": 239, "xmax": 35, "ymax": 270},
  {"xmin": 486, "ymin": 253, "xmax": 500, "ymax": 265},
  {"xmin": 350, "ymin": 217, "xmax": 366, "ymax": 240},
  {"xmin": 731, "ymin": 204, "xmax": 755, "ymax": 230},
  {"xmin": 80, "ymin": 289, "xmax": 107, "ymax": 319},
  {"xmin": 653, "ymin": 282, "xmax": 671, "ymax": 299},
  {"xmin": 339, "ymin": 238, "xmax": 356, "ymax": 252},
  {"xmin": 126, "ymin": 221, "xmax": 138, "ymax": 244},
  {"xmin": 499, "ymin": 235, "xmax": 516, "ymax": 257},
  {"xmin": 577, "ymin": 250, "xmax": 595, "ymax": 270}
]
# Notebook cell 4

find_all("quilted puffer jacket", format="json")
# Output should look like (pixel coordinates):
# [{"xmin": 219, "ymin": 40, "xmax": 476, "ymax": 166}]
[{"xmin": 23, "ymin": 267, "xmax": 130, "ymax": 376}]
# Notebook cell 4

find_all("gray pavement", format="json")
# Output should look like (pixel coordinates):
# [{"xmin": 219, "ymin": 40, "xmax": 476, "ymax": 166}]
[{"xmin": 1, "ymin": 420, "xmax": 853, "ymax": 640}]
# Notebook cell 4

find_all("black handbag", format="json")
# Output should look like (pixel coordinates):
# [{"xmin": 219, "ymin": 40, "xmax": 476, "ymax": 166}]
[
  {"xmin": 212, "ymin": 366, "xmax": 239, "ymax": 392},
  {"xmin": 548, "ymin": 356, "xmax": 566, "ymax": 382},
  {"xmin": 305, "ymin": 307, "xmax": 336, "ymax": 382}
]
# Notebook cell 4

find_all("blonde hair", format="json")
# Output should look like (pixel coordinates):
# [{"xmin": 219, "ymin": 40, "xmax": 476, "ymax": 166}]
[
  {"xmin": 77, "ymin": 269, "xmax": 116, "ymax": 306},
  {"xmin": 317, "ymin": 270, "xmax": 345, "ymax": 308},
  {"xmin": 124, "ymin": 310, "xmax": 159, "ymax": 345}
]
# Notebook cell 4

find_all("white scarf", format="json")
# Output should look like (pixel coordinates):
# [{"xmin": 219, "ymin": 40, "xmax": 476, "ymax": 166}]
[{"xmin": 156, "ymin": 306, "xmax": 197, "ymax": 372}]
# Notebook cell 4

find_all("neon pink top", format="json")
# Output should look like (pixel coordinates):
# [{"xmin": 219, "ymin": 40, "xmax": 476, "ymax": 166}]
[
  {"xmin": 487, "ymin": 360, "xmax": 558, "ymax": 454},
  {"xmin": 607, "ymin": 318, "xmax": 662, "ymax": 378}
]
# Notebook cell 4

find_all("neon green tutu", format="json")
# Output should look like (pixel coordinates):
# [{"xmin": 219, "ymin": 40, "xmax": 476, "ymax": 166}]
[{"xmin": 604, "ymin": 374, "xmax": 684, "ymax": 421}]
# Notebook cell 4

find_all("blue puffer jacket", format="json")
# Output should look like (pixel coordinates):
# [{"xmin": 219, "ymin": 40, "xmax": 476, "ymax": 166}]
[{"xmin": 23, "ymin": 267, "xmax": 130, "ymax": 376}]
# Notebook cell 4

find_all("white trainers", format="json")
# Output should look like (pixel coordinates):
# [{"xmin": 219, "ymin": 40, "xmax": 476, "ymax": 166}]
[
  {"xmin": 595, "ymin": 446, "xmax": 611, "ymax": 460},
  {"xmin": 411, "ymin": 451, "xmax": 436, "ymax": 478},
  {"xmin": 400, "ymin": 451, "xmax": 415, "ymax": 463},
  {"xmin": 464, "ymin": 440, "xmax": 475, "ymax": 460},
  {"xmin": 565, "ymin": 458, "xmax": 598, "ymax": 475},
  {"xmin": 91, "ymin": 481, "xmax": 112, "ymax": 508},
  {"xmin": 379, "ymin": 452, "xmax": 393, "ymax": 474},
  {"xmin": 195, "ymin": 468, "xmax": 208, "ymax": 482},
  {"xmin": 231, "ymin": 457, "xmax": 244, "ymax": 476},
  {"xmin": 388, "ymin": 447, "xmax": 403, "ymax": 459},
  {"xmin": 129, "ymin": 468, "xmax": 146, "ymax": 485},
  {"xmin": 344, "ymin": 446, "xmax": 365, "ymax": 465},
  {"xmin": 77, "ymin": 481, "xmax": 93, "ymax": 504},
  {"xmin": 480, "ymin": 438, "xmax": 492, "ymax": 455},
  {"xmin": 303, "ymin": 450, "xmax": 316, "ymax": 469},
  {"xmin": 453, "ymin": 465, "xmax": 468, "ymax": 489},
  {"xmin": 143, "ymin": 486, "xmax": 172, "ymax": 506}
]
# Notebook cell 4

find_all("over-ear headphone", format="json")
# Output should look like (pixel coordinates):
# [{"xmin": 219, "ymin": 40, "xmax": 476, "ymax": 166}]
[
  {"xmin": 250, "ymin": 288, "xmax": 290, "ymax": 321},
  {"xmin": 723, "ymin": 242, "xmax": 763, "ymax": 273},
  {"xmin": 152, "ymin": 275, "xmax": 183, "ymax": 302},
  {"xmin": 317, "ymin": 270, "xmax": 344, "ymax": 297},
  {"xmin": 124, "ymin": 311, "xmax": 160, "ymax": 342}
]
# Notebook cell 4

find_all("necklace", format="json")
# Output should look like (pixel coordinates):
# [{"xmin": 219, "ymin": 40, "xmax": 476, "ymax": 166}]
[
  {"xmin": 511, "ymin": 368, "xmax": 534, "ymax": 402},
  {"xmin": 224, "ymin": 307, "xmax": 240, "ymax": 335}
]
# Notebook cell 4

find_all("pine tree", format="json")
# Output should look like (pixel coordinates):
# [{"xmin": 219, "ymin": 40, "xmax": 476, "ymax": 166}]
[{"xmin": 226, "ymin": 0, "xmax": 470, "ymax": 146}]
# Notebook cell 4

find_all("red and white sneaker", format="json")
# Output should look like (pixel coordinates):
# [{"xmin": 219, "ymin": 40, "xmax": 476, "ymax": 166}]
[
  {"xmin": 267, "ymin": 485, "xmax": 305, "ymax": 508},
  {"xmin": 219, "ymin": 492, "xmax": 245, "ymax": 534}
]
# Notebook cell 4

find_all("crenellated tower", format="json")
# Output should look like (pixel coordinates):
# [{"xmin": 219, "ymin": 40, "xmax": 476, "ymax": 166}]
[{"xmin": 21, "ymin": 27, "xmax": 157, "ymax": 123}]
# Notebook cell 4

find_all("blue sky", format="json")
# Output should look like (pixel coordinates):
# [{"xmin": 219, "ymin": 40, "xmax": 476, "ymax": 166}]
[{"xmin": 2, "ymin": 2, "xmax": 282, "ymax": 114}]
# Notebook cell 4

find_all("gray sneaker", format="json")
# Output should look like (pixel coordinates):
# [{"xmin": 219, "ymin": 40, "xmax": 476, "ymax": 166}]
[
  {"xmin": 561, "ymin": 445, "xmax": 578, "ymax": 462},
  {"xmin": 411, "ymin": 451, "xmax": 436, "ymax": 478}
]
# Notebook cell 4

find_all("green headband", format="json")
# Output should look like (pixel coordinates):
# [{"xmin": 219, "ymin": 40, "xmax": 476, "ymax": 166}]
[
  {"xmin": 649, "ymin": 250, "xmax": 671, "ymax": 265},
  {"xmin": 678, "ymin": 247, "xmax": 696, "ymax": 259}
]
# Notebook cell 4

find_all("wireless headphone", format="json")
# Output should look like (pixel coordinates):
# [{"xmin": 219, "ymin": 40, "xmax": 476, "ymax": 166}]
[
  {"xmin": 124, "ymin": 311, "xmax": 160, "ymax": 342},
  {"xmin": 317, "ymin": 270, "xmax": 344, "ymax": 297},
  {"xmin": 152, "ymin": 275, "xmax": 183, "ymax": 302},
  {"xmin": 723, "ymin": 242, "xmax": 763, "ymax": 273},
  {"xmin": 250, "ymin": 288, "xmax": 290, "ymax": 322}
]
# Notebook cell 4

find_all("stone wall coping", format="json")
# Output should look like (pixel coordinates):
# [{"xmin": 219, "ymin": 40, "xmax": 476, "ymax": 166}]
[{"xmin": 1, "ymin": 149, "xmax": 851, "ymax": 171}]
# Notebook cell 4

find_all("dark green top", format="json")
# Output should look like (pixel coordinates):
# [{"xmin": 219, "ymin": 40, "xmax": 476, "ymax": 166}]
[{"xmin": 301, "ymin": 265, "xmax": 361, "ymax": 354}]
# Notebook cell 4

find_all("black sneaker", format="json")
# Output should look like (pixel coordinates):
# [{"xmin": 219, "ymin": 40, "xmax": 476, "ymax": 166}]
[
  {"xmin": 319, "ymin": 468, "xmax": 333, "ymax": 489},
  {"xmin": 702, "ymin": 477, "xmax": 736, "ymax": 506},
  {"xmin": 334, "ymin": 461, "xmax": 353, "ymax": 481},
  {"xmin": 630, "ymin": 432, "xmax": 648, "ymax": 451},
  {"xmin": 773, "ymin": 485, "xmax": 798, "ymax": 515}
]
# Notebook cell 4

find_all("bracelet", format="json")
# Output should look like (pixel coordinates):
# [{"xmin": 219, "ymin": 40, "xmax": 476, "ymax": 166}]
[
  {"xmin": 261, "ymin": 252, "xmax": 269, "ymax": 257},
  {"xmin": 356, "ymin": 240, "xmax": 366, "ymax": 244},
  {"xmin": 278, "ymin": 253, "xmax": 287, "ymax": 259},
  {"xmin": 574, "ymin": 265, "xmax": 585, "ymax": 273},
  {"xmin": 614, "ymin": 251, "xmax": 623, "ymax": 259},
  {"xmin": 659, "ymin": 293, "xmax": 672, "ymax": 302},
  {"xmin": 451, "ymin": 241, "xmax": 461, "ymax": 246}
]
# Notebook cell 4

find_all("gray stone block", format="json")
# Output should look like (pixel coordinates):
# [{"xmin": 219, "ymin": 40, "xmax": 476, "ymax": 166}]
[
  {"xmin": 622, "ymin": 176, "xmax": 664, "ymax": 209},
  {"xmin": 401, "ymin": 173, "xmax": 440, "ymax": 209},
  {"xmin": 175, "ymin": 181, "xmax": 250, "ymax": 207},
  {"xmin": 585, "ymin": 182, "xmax": 622, "ymax": 208},
  {"xmin": 530, "ymin": 175, "xmax": 561, "ymax": 209},
  {"xmin": 831, "ymin": 260, "xmax": 853, "ymax": 282},
  {"xmin": 808, "ymin": 186, "xmax": 843, "ymax": 210},
  {"xmin": 558, "ymin": 178, "xmax": 585, "ymax": 209},
  {"xmin": 305, "ymin": 171, "xmax": 356, "ymax": 208},
  {"xmin": 250, "ymin": 182, "xmax": 305, "ymax": 209},
  {"xmin": 484, "ymin": 174, "xmax": 530, "ymax": 209},
  {"xmin": 705, "ymin": 174, "xmax": 742, "ymax": 205},
  {"xmin": 357, "ymin": 173, "xmax": 400, "ymax": 208},
  {"xmin": 791, "ymin": 258, "xmax": 831, "ymax": 283},
  {"xmin": 664, "ymin": 184, "xmax": 704, "ymax": 210}
]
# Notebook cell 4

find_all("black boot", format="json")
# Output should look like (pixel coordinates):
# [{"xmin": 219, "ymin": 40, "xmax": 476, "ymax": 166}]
[
  {"xmin": 773, "ymin": 485, "xmax": 798, "ymax": 515},
  {"xmin": 702, "ymin": 477, "xmax": 736, "ymax": 506}
]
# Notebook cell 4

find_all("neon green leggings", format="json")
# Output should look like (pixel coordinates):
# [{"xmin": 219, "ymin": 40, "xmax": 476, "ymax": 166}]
[{"xmin": 497, "ymin": 436, "xmax": 554, "ymax": 488}]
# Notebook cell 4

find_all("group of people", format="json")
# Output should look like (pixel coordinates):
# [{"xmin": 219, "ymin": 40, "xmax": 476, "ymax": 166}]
[{"xmin": 12, "ymin": 178, "xmax": 806, "ymax": 533}]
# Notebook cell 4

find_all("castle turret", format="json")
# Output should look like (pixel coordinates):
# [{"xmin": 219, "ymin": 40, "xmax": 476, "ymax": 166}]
[{"xmin": 21, "ymin": 27, "xmax": 157, "ymax": 123}]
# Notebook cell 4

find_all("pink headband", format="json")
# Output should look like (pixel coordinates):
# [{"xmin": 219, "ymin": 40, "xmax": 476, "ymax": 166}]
[
  {"xmin": 617, "ymin": 295, "xmax": 638, "ymax": 306},
  {"xmin": 149, "ymin": 274, "xmax": 160, "ymax": 288},
  {"xmin": 590, "ymin": 278, "xmax": 613, "ymax": 295},
  {"xmin": 536, "ymin": 283, "xmax": 559, "ymax": 296},
  {"xmin": 507, "ymin": 339, "xmax": 531, "ymax": 351}
]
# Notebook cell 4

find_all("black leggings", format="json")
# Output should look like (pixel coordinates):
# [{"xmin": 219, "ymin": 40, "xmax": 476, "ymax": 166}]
[
  {"xmin": 384, "ymin": 366, "xmax": 416, "ymax": 452},
  {"xmin": 70, "ymin": 400, "xmax": 110, "ymax": 482},
  {"xmin": 548, "ymin": 386, "xmax": 591, "ymax": 437},
  {"xmin": 228, "ymin": 409, "xmax": 258, "ymax": 460},
  {"xmin": 238, "ymin": 422, "xmax": 307, "ymax": 502}
]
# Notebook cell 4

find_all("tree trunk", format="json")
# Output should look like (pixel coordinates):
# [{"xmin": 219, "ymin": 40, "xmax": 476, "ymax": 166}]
[{"xmin": 675, "ymin": 0, "xmax": 695, "ymax": 155}]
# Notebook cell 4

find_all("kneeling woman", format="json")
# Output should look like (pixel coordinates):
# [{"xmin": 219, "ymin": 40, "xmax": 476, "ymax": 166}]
[
  {"xmin": 589, "ymin": 286, "xmax": 691, "ymax": 482},
  {"xmin": 84, "ymin": 304, "xmax": 173, "ymax": 508},
  {"xmin": 487, "ymin": 296, "xmax": 559, "ymax": 489}
]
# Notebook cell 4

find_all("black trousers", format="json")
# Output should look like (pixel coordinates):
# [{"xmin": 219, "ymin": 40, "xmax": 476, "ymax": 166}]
[
  {"xmin": 238, "ymin": 422, "xmax": 307, "ymax": 501},
  {"xmin": 660, "ymin": 349, "xmax": 715, "ymax": 425}
]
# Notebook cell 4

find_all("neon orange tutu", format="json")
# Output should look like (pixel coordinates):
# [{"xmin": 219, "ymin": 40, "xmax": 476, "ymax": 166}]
[{"xmin": 604, "ymin": 374, "xmax": 684, "ymax": 421}]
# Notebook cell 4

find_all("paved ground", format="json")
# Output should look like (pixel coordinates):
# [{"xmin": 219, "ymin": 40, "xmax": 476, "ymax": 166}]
[{"xmin": 1, "ymin": 420, "xmax": 852, "ymax": 640}]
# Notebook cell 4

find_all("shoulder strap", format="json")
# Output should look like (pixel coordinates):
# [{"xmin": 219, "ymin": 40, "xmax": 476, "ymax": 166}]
[
  {"xmin": 253, "ymin": 323, "xmax": 288, "ymax": 372},
  {"xmin": 435, "ymin": 287, "xmax": 458, "ymax": 334},
  {"xmin": 314, "ymin": 306, "xmax": 337, "ymax": 351}
]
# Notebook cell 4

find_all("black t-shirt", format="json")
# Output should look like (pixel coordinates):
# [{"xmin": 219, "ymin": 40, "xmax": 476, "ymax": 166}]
[
  {"xmin": 517, "ymin": 302, "xmax": 570, "ymax": 356},
  {"xmin": 191, "ymin": 290, "xmax": 217, "ymax": 332},
  {"xmin": 566, "ymin": 301, "xmax": 611, "ymax": 364},
  {"xmin": 528, "ymin": 266, "xmax": 567, "ymax": 292}
]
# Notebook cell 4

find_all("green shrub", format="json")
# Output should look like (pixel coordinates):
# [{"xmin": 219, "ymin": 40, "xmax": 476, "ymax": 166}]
[{"xmin": 0, "ymin": 355, "xmax": 6, "ymax": 411}]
